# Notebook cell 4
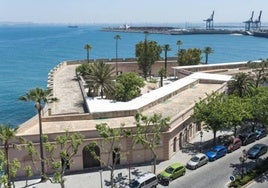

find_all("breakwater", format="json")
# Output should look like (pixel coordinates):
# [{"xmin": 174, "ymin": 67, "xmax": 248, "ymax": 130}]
[
  {"xmin": 102, "ymin": 26, "xmax": 268, "ymax": 38},
  {"xmin": 102, "ymin": 26, "xmax": 244, "ymax": 35}
]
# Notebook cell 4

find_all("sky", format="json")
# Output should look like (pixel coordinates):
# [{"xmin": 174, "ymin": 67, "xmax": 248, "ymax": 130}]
[{"xmin": 0, "ymin": 0, "xmax": 268, "ymax": 24}]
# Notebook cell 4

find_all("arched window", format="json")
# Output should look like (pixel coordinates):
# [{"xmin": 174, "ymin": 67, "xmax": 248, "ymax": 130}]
[{"xmin": 82, "ymin": 144, "xmax": 100, "ymax": 169}]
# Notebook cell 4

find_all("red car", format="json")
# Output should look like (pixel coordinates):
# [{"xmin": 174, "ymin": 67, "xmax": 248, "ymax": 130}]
[{"xmin": 227, "ymin": 137, "xmax": 242, "ymax": 152}]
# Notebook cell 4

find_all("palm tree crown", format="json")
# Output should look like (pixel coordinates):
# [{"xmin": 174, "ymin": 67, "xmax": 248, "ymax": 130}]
[
  {"xmin": 227, "ymin": 72, "xmax": 255, "ymax": 97},
  {"xmin": 84, "ymin": 44, "xmax": 92, "ymax": 64},
  {"xmin": 162, "ymin": 44, "xmax": 171, "ymax": 74},
  {"xmin": 176, "ymin": 40, "xmax": 183, "ymax": 52},
  {"xmin": 203, "ymin": 46, "xmax": 213, "ymax": 64},
  {"xmin": 86, "ymin": 62, "xmax": 115, "ymax": 99}
]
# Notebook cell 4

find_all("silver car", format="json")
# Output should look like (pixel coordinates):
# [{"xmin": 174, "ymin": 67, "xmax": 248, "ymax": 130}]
[{"xmin": 186, "ymin": 153, "xmax": 208, "ymax": 170}]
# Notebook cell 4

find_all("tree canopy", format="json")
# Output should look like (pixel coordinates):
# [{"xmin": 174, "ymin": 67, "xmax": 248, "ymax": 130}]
[
  {"xmin": 178, "ymin": 48, "xmax": 202, "ymax": 66},
  {"xmin": 85, "ymin": 61, "xmax": 115, "ymax": 99},
  {"xmin": 135, "ymin": 39, "xmax": 162, "ymax": 79},
  {"xmin": 193, "ymin": 92, "xmax": 226, "ymax": 145},
  {"xmin": 114, "ymin": 72, "xmax": 145, "ymax": 102},
  {"xmin": 227, "ymin": 72, "xmax": 255, "ymax": 97}
]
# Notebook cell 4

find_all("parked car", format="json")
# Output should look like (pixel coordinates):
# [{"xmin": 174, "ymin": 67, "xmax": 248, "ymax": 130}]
[
  {"xmin": 128, "ymin": 172, "xmax": 158, "ymax": 188},
  {"xmin": 247, "ymin": 144, "xmax": 268, "ymax": 159},
  {"xmin": 186, "ymin": 153, "xmax": 208, "ymax": 169},
  {"xmin": 255, "ymin": 128, "xmax": 267, "ymax": 140},
  {"xmin": 227, "ymin": 137, "xmax": 242, "ymax": 152},
  {"xmin": 157, "ymin": 163, "xmax": 185, "ymax": 182},
  {"xmin": 239, "ymin": 132, "xmax": 256, "ymax": 145},
  {"xmin": 205, "ymin": 145, "xmax": 227, "ymax": 161}
]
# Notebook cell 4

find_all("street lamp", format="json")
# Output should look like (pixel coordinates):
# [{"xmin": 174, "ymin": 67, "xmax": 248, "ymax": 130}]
[
  {"xmin": 114, "ymin": 35, "xmax": 121, "ymax": 75},
  {"xmin": 99, "ymin": 169, "xmax": 103, "ymax": 188},
  {"xmin": 239, "ymin": 149, "xmax": 247, "ymax": 179},
  {"xmin": 199, "ymin": 131, "xmax": 203, "ymax": 152}
]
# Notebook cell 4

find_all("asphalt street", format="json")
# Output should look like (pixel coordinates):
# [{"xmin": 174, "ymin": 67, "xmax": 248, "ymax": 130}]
[{"xmin": 165, "ymin": 136, "xmax": 268, "ymax": 188}]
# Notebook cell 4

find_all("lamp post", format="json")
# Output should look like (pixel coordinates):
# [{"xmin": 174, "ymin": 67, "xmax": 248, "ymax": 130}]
[
  {"xmin": 239, "ymin": 149, "xmax": 247, "ymax": 179},
  {"xmin": 114, "ymin": 35, "xmax": 121, "ymax": 75},
  {"xmin": 199, "ymin": 131, "xmax": 203, "ymax": 152},
  {"xmin": 99, "ymin": 169, "xmax": 103, "ymax": 188}
]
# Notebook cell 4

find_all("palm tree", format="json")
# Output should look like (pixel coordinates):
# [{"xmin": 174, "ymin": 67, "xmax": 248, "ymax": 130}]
[
  {"xmin": 0, "ymin": 124, "xmax": 18, "ymax": 187},
  {"xmin": 227, "ymin": 72, "xmax": 255, "ymax": 97},
  {"xmin": 86, "ymin": 62, "xmax": 115, "ymax": 99},
  {"xmin": 84, "ymin": 44, "xmax": 92, "ymax": 64},
  {"xmin": 176, "ymin": 40, "xmax": 183, "ymax": 53},
  {"xmin": 203, "ymin": 46, "xmax": 213, "ymax": 64},
  {"xmin": 162, "ymin": 44, "xmax": 171, "ymax": 76},
  {"xmin": 158, "ymin": 67, "xmax": 167, "ymax": 87},
  {"xmin": 19, "ymin": 88, "xmax": 58, "ymax": 181},
  {"xmin": 114, "ymin": 35, "xmax": 121, "ymax": 75}
]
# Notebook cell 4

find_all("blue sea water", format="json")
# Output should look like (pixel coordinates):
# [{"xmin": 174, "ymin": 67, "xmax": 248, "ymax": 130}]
[{"xmin": 0, "ymin": 24, "xmax": 268, "ymax": 127}]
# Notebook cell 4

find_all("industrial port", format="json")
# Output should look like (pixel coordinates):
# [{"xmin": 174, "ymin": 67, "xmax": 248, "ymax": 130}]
[{"xmin": 102, "ymin": 11, "xmax": 268, "ymax": 38}]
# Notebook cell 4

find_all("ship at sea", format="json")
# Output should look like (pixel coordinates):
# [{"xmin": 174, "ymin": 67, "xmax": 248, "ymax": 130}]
[{"xmin": 68, "ymin": 25, "xmax": 78, "ymax": 28}]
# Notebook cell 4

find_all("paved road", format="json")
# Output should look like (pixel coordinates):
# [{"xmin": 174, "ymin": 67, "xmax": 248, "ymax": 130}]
[{"xmin": 164, "ymin": 136, "xmax": 268, "ymax": 188}]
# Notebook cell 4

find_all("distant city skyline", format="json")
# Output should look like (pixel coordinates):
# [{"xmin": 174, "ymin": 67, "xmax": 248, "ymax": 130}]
[{"xmin": 0, "ymin": 0, "xmax": 268, "ymax": 24}]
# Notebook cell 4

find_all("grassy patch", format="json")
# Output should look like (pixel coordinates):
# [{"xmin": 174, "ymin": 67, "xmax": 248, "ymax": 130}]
[{"xmin": 229, "ymin": 157, "xmax": 268, "ymax": 187}]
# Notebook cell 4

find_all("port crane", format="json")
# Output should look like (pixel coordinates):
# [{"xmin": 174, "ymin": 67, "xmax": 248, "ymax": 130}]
[
  {"xmin": 252, "ymin": 10, "xmax": 262, "ymax": 31},
  {"xmin": 204, "ymin": 11, "xmax": 214, "ymax": 30},
  {"xmin": 243, "ymin": 11, "xmax": 254, "ymax": 31}
]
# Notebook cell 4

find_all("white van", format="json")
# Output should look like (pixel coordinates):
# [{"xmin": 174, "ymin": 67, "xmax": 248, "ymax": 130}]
[{"xmin": 128, "ymin": 172, "xmax": 158, "ymax": 188}]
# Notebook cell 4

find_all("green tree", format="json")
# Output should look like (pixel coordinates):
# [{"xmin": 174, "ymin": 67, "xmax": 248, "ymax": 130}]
[
  {"xmin": 114, "ymin": 72, "xmax": 145, "ymax": 101},
  {"xmin": 176, "ymin": 40, "xmax": 183, "ymax": 53},
  {"xmin": 247, "ymin": 87, "xmax": 268, "ymax": 130},
  {"xmin": 19, "ymin": 88, "xmax": 58, "ymax": 181},
  {"xmin": 223, "ymin": 95, "xmax": 252, "ymax": 136},
  {"xmin": 162, "ymin": 44, "xmax": 171, "ymax": 75},
  {"xmin": 176, "ymin": 40, "xmax": 183, "ymax": 64},
  {"xmin": 247, "ymin": 59, "xmax": 268, "ymax": 87},
  {"xmin": 114, "ymin": 35, "xmax": 121, "ymax": 75},
  {"xmin": 135, "ymin": 33, "xmax": 162, "ymax": 79},
  {"xmin": 178, "ymin": 48, "xmax": 202, "ymax": 66},
  {"xmin": 158, "ymin": 67, "xmax": 166, "ymax": 87},
  {"xmin": 88, "ymin": 123, "xmax": 130, "ymax": 188},
  {"xmin": 75, "ymin": 62, "xmax": 91, "ymax": 77},
  {"xmin": 0, "ymin": 124, "xmax": 21, "ymax": 187},
  {"xmin": 193, "ymin": 92, "xmax": 226, "ymax": 146},
  {"xmin": 203, "ymin": 46, "xmax": 213, "ymax": 64},
  {"xmin": 84, "ymin": 44, "xmax": 92, "ymax": 64},
  {"xmin": 24, "ymin": 165, "xmax": 33, "ymax": 187},
  {"xmin": 25, "ymin": 131, "xmax": 84, "ymax": 188},
  {"xmin": 227, "ymin": 72, "xmax": 255, "ymax": 97},
  {"xmin": 46, "ymin": 132, "xmax": 84, "ymax": 188},
  {"xmin": 134, "ymin": 113, "xmax": 170, "ymax": 174},
  {"xmin": 86, "ymin": 61, "xmax": 116, "ymax": 99}
]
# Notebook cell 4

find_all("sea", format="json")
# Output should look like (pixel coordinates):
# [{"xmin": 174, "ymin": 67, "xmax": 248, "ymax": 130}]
[{"xmin": 0, "ymin": 23, "xmax": 268, "ymax": 127}]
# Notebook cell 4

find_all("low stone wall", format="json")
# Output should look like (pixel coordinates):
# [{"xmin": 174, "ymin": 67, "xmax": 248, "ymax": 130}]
[{"xmin": 66, "ymin": 59, "xmax": 178, "ymax": 76}]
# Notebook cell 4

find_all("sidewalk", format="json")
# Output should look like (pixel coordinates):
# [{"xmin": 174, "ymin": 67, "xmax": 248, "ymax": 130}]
[{"xmin": 14, "ymin": 130, "xmax": 232, "ymax": 188}]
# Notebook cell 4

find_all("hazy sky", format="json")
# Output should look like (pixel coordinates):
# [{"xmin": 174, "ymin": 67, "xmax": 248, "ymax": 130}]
[{"xmin": 0, "ymin": 0, "xmax": 267, "ymax": 24}]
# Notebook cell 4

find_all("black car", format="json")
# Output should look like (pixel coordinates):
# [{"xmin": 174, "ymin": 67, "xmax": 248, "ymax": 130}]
[
  {"xmin": 255, "ymin": 128, "xmax": 267, "ymax": 140},
  {"xmin": 247, "ymin": 144, "xmax": 268, "ymax": 159},
  {"xmin": 239, "ymin": 132, "xmax": 256, "ymax": 146}
]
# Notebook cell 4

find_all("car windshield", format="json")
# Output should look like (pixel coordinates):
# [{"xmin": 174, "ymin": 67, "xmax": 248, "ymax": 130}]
[
  {"xmin": 251, "ymin": 146, "xmax": 260, "ymax": 151},
  {"xmin": 190, "ymin": 156, "xmax": 200, "ymax": 162},
  {"xmin": 165, "ymin": 166, "xmax": 174, "ymax": 174},
  {"xmin": 212, "ymin": 148, "xmax": 218, "ymax": 153},
  {"xmin": 129, "ymin": 180, "xmax": 139, "ymax": 188}
]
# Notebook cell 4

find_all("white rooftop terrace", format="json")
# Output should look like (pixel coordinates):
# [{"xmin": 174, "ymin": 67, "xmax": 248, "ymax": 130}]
[{"xmin": 86, "ymin": 72, "xmax": 232, "ymax": 113}]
